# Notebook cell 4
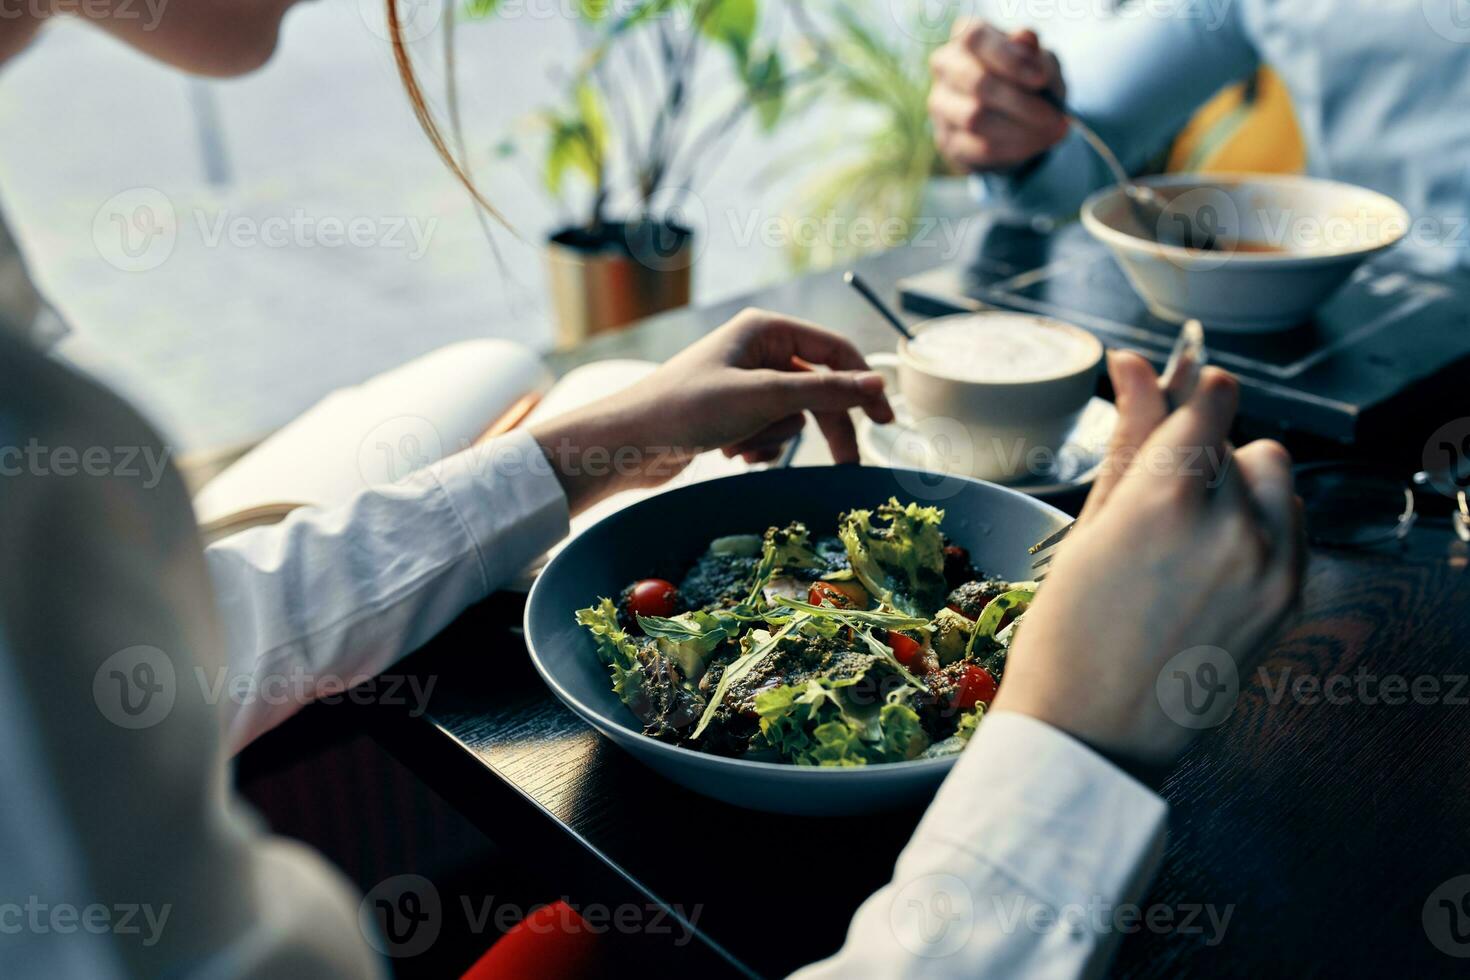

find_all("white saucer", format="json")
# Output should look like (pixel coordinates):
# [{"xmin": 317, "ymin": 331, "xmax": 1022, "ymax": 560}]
[{"xmin": 857, "ymin": 396, "xmax": 1117, "ymax": 498}]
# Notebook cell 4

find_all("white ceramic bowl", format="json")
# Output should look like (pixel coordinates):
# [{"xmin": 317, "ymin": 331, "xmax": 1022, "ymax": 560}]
[{"xmin": 1081, "ymin": 173, "xmax": 1409, "ymax": 332}]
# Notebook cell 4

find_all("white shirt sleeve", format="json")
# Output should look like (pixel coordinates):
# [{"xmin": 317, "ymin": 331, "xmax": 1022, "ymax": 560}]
[
  {"xmin": 794, "ymin": 711, "xmax": 1169, "ymax": 979},
  {"xmin": 204, "ymin": 429, "xmax": 569, "ymax": 754},
  {"xmin": 972, "ymin": 0, "xmax": 1259, "ymax": 218}
]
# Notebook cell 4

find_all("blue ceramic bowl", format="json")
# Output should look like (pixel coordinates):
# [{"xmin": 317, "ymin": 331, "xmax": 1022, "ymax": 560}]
[{"xmin": 524, "ymin": 465, "xmax": 1069, "ymax": 815}]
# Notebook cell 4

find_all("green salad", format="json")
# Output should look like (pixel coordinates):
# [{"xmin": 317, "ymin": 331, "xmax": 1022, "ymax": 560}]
[{"xmin": 574, "ymin": 499, "xmax": 1036, "ymax": 766}]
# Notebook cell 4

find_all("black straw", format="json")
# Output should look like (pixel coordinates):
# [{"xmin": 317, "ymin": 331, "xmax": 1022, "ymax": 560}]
[{"xmin": 844, "ymin": 271, "xmax": 915, "ymax": 342}]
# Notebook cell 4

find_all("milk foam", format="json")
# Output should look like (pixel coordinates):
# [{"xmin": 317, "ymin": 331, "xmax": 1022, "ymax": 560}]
[{"xmin": 908, "ymin": 315, "xmax": 1095, "ymax": 382}]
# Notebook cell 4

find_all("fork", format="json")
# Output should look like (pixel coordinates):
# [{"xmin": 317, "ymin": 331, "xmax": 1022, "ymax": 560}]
[{"xmin": 1027, "ymin": 319, "xmax": 1207, "ymax": 580}]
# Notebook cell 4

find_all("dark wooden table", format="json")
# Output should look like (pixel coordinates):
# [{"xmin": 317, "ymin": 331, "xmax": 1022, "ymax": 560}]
[{"xmin": 372, "ymin": 247, "xmax": 1470, "ymax": 978}]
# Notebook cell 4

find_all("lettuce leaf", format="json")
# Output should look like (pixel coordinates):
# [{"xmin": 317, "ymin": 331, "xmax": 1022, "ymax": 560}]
[
  {"xmin": 752, "ymin": 678, "xmax": 931, "ymax": 765},
  {"xmin": 807, "ymin": 717, "xmax": 870, "ymax": 766},
  {"xmin": 877, "ymin": 700, "xmax": 929, "ymax": 761},
  {"xmin": 964, "ymin": 589, "xmax": 1035, "ymax": 659},
  {"xmin": 575, "ymin": 598, "xmax": 646, "ymax": 705},
  {"xmin": 635, "ymin": 610, "xmax": 734, "ymax": 681},
  {"xmin": 838, "ymin": 499, "xmax": 947, "ymax": 617},
  {"xmin": 922, "ymin": 704, "xmax": 985, "ymax": 759}
]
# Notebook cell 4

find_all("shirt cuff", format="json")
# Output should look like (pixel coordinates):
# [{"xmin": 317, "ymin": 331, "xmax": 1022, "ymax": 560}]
[
  {"xmin": 908, "ymin": 710, "xmax": 1169, "ymax": 920},
  {"xmin": 430, "ymin": 429, "xmax": 570, "ymax": 593}
]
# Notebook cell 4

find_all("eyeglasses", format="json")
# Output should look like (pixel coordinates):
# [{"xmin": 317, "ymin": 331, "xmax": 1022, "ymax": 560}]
[{"xmin": 1295, "ymin": 461, "xmax": 1470, "ymax": 549}]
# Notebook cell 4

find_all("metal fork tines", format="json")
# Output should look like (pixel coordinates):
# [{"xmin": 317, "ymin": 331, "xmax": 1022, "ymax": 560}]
[{"xmin": 1026, "ymin": 319, "xmax": 1207, "ymax": 580}]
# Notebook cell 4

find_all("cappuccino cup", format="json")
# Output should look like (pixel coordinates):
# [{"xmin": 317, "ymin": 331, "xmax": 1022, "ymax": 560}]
[{"xmin": 868, "ymin": 312, "xmax": 1104, "ymax": 483}]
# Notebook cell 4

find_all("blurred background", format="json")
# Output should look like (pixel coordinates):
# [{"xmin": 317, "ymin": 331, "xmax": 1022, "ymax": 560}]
[
  {"xmin": 0, "ymin": 0, "xmax": 966, "ymax": 450},
  {"xmin": 0, "ymin": 0, "xmax": 1291, "ymax": 454}
]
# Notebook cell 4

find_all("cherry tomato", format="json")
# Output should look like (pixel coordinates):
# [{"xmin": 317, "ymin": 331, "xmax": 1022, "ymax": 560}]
[
  {"xmin": 808, "ymin": 580, "xmax": 868, "ymax": 609},
  {"xmin": 885, "ymin": 630, "xmax": 925, "ymax": 670},
  {"xmin": 952, "ymin": 665, "xmax": 998, "ymax": 710},
  {"xmin": 627, "ymin": 579, "xmax": 678, "ymax": 618}
]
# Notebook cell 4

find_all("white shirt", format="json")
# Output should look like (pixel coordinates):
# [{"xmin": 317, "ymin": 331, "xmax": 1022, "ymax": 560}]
[
  {"xmin": 975, "ymin": 0, "xmax": 1470, "ymax": 271},
  {"xmin": 0, "ymin": 331, "xmax": 1168, "ymax": 978}
]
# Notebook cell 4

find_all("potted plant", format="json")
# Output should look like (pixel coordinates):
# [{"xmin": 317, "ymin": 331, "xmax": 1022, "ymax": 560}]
[
  {"xmin": 469, "ymin": 0, "xmax": 791, "ymax": 345},
  {"xmin": 773, "ymin": 1, "xmax": 961, "ymax": 273}
]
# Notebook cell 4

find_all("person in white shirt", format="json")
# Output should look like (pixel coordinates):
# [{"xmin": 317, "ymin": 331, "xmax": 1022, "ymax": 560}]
[{"xmin": 0, "ymin": 1, "xmax": 1304, "ymax": 977}]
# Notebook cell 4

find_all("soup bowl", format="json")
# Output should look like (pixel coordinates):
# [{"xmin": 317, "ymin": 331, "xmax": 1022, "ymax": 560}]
[{"xmin": 1081, "ymin": 173, "xmax": 1409, "ymax": 332}]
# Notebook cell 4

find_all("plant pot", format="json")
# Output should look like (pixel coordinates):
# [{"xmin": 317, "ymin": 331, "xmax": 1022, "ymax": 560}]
[{"xmin": 545, "ymin": 220, "xmax": 695, "ymax": 348}]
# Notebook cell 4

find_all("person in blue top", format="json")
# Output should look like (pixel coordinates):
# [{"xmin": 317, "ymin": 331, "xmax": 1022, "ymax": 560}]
[{"xmin": 928, "ymin": 3, "xmax": 1470, "ymax": 270}]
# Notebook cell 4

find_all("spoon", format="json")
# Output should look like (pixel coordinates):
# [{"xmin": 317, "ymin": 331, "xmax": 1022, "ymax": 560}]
[
  {"xmin": 1036, "ymin": 90, "xmax": 1217, "ymax": 251},
  {"xmin": 844, "ymin": 271, "xmax": 915, "ymax": 342}
]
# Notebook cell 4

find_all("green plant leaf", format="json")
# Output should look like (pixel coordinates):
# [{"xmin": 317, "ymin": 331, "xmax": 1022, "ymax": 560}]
[
  {"xmin": 743, "ymin": 47, "xmax": 785, "ymax": 132},
  {"xmin": 463, "ymin": 0, "xmax": 504, "ymax": 18},
  {"xmin": 696, "ymin": 0, "xmax": 757, "ymax": 63},
  {"xmin": 542, "ymin": 82, "xmax": 607, "ymax": 198},
  {"xmin": 609, "ymin": 0, "xmax": 678, "ymax": 34}
]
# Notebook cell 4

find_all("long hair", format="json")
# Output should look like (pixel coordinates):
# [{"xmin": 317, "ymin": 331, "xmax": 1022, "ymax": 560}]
[{"xmin": 386, "ymin": 0, "xmax": 510, "ymax": 228}]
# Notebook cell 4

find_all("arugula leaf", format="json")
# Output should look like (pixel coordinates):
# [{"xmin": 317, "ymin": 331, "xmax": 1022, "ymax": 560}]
[
  {"xmin": 691, "ymin": 614, "xmax": 806, "ymax": 739},
  {"xmin": 838, "ymin": 499, "xmax": 947, "ymax": 617},
  {"xmin": 635, "ymin": 610, "xmax": 734, "ymax": 680},
  {"xmin": 851, "ymin": 625, "xmax": 927, "ymax": 689},
  {"xmin": 772, "ymin": 595, "xmax": 931, "ymax": 631}
]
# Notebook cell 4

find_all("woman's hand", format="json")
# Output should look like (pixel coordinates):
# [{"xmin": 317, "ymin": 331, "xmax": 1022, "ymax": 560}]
[
  {"xmin": 993, "ymin": 353, "xmax": 1306, "ymax": 770},
  {"xmin": 929, "ymin": 22, "xmax": 1070, "ymax": 173},
  {"xmin": 528, "ymin": 309, "xmax": 893, "ymax": 513}
]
